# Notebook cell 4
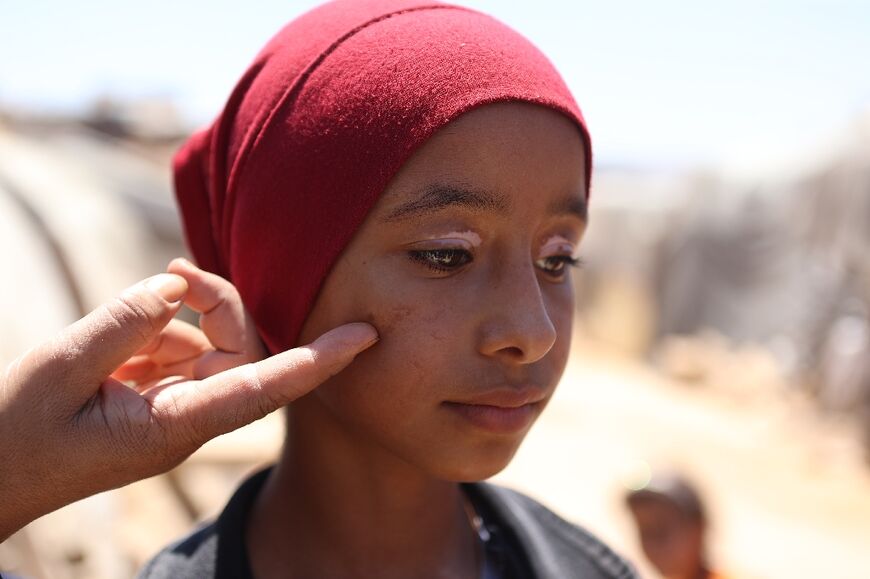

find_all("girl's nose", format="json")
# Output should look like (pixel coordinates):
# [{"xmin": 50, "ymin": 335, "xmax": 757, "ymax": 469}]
[{"xmin": 477, "ymin": 264, "xmax": 558, "ymax": 364}]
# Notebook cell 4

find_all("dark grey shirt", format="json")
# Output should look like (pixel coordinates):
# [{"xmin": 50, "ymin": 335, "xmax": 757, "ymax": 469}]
[{"xmin": 138, "ymin": 467, "xmax": 638, "ymax": 579}]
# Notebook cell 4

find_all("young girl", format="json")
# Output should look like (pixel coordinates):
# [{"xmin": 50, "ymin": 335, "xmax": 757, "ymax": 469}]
[{"xmin": 138, "ymin": 0, "xmax": 637, "ymax": 576}]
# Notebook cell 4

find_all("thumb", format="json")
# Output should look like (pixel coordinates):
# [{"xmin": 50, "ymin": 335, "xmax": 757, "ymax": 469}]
[
  {"xmin": 34, "ymin": 274, "xmax": 188, "ymax": 404},
  {"xmin": 151, "ymin": 323, "xmax": 378, "ymax": 446}
]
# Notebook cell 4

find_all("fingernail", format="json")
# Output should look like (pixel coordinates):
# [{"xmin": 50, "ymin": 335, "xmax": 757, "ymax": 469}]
[
  {"xmin": 345, "ymin": 322, "xmax": 379, "ymax": 349},
  {"xmin": 318, "ymin": 322, "xmax": 379, "ymax": 354},
  {"xmin": 145, "ymin": 273, "xmax": 188, "ymax": 304}
]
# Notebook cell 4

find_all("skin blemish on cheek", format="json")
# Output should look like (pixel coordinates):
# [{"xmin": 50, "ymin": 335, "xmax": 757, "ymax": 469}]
[{"xmin": 366, "ymin": 305, "xmax": 414, "ymax": 336}]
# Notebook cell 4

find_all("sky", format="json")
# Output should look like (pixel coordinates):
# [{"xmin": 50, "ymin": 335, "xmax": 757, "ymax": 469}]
[{"xmin": 2, "ymin": 0, "xmax": 869, "ymax": 176}]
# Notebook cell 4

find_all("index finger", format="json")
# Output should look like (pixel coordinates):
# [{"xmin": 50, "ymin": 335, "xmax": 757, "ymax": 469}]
[{"xmin": 149, "ymin": 322, "xmax": 378, "ymax": 446}]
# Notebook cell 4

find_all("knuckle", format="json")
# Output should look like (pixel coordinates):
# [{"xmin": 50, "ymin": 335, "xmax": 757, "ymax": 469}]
[
  {"xmin": 105, "ymin": 292, "xmax": 166, "ymax": 344},
  {"xmin": 254, "ymin": 395, "xmax": 278, "ymax": 422},
  {"xmin": 240, "ymin": 363, "xmax": 286, "ymax": 419},
  {"xmin": 30, "ymin": 342, "xmax": 87, "ymax": 418},
  {"xmin": 293, "ymin": 348, "xmax": 319, "ymax": 370},
  {"xmin": 246, "ymin": 364, "xmax": 283, "ymax": 416},
  {"xmin": 50, "ymin": 338, "xmax": 86, "ymax": 367}
]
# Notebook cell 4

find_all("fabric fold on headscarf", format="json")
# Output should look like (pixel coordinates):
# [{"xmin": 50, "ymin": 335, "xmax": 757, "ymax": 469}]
[{"xmin": 173, "ymin": 0, "xmax": 591, "ymax": 353}]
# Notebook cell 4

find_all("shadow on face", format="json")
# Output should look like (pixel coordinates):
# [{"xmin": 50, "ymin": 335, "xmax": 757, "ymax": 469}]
[{"xmin": 294, "ymin": 102, "xmax": 588, "ymax": 481}]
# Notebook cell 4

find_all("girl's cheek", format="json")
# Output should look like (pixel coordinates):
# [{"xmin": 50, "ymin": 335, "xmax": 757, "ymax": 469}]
[
  {"xmin": 366, "ymin": 304, "xmax": 414, "ymax": 336},
  {"xmin": 373, "ymin": 302, "xmax": 454, "ymax": 344}
]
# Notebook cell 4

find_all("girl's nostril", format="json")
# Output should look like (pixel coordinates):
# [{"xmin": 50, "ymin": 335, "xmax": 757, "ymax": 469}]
[{"xmin": 501, "ymin": 346, "xmax": 524, "ymax": 359}]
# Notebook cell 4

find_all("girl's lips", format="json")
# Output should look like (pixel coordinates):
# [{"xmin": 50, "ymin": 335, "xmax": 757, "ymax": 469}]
[
  {"xmin": 443, "ymin": 400, "xmax": 539, "ymax": 434},
  {"xmin": 450, "ymin": 385, "xmax": 547, "ymax": 408}
]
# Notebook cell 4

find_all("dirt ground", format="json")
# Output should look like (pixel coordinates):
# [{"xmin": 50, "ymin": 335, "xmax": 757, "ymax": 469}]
[{"xmin": 3, "ymin": 333, "xmax": 869, "ymax": 578}]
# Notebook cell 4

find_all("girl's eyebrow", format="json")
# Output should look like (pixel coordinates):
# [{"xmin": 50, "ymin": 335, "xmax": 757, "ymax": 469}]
[
  {"xmin": 382, "ymin": 184, "xmax": 509, "ymax": 222},
  {"xmin": 548, "ymin": 194, "xmax": 588, "ymax": 222},
  {"xmin": 381, "ymin": 184, "xmax": 587, "ymax": 223}
]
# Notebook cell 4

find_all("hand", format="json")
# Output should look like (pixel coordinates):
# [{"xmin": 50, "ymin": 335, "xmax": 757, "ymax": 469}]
[
  {"xmin": 0, "ymin": 265, "xmax": 378, "ymax": 541},
  {"xmin": 112, "ymin": 257, "xmax": 270, "ymax": 387}
]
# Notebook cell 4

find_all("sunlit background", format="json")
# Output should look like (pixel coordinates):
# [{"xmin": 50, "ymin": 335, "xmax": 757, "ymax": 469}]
[{"xmin": 2, "ymin": 1, "xmax": 869, "ymax": 578}]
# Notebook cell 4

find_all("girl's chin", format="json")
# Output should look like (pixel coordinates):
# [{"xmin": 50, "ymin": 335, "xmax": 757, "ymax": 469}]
[{"xmin": 427, "ymin": 447, "xmax": 522, "ymax": 483}]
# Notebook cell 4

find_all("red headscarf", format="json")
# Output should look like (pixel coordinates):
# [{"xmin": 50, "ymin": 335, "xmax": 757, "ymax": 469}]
[{"xmin": 173, "ymin": 0, "xmax": 591, "ymax": 353}]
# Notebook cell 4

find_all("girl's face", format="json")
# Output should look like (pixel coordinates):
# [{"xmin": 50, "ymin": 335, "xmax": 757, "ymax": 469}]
[{"xmin": 296, "ymin": 102, "xmax": 587, "ymax": 481}]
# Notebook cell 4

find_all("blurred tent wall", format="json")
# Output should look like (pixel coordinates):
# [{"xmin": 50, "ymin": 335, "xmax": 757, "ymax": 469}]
[
  {"xmin": 0, "ymin": 101, "xmax": 214, "ymax": 578},
  {"xmin": 0, "ymin": 97, "xmax": 186, "ymax": 348}
]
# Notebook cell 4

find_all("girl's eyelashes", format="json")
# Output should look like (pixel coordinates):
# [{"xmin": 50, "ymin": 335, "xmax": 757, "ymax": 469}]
[
  {"xmin": 408, "ymin": 248, "xmax": 473, "ymax": 272},
  {"xmin": 404, "ymin": 232, "xmax": 479, "ymax": 274},
  {"xmin": 403, "ymin": 233, "xmax": 582, "ymax": 278},
  {"xmin": 536, "ymin": 234, "xmax": 581, "ymax": 280},
  {"xmin": 534, "ymin": 255, "xmax": 583, "ymax": 279}
]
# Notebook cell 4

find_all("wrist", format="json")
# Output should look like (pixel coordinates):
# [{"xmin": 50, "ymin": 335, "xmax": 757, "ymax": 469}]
[
  {"xmin": 0, "ymin": 468, "xmax": 72, "ymax": 543},
  {"xmin": 0, "ymin": 493, "xmax": 42, "ymax": 543}
]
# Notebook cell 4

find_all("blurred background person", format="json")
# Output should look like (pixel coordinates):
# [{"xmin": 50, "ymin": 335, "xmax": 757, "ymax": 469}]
[{"xmin": 625, "ymin": 473, "xmax": 730, "ymax": 579}]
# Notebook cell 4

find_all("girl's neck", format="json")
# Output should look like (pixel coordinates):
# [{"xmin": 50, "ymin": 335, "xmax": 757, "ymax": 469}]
[{"xmin": 246, "ymin": 396, "xmax": 482, "ymax": 579}]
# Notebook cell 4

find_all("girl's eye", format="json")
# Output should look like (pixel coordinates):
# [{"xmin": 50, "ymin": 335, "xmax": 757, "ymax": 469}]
[
  {"xmin": 408, "ymin": 248, "xmax": 472, "ymax": 272},
  {"xmin": 535, "ymin": 255, "xmax": 582, "ymax": 278}
]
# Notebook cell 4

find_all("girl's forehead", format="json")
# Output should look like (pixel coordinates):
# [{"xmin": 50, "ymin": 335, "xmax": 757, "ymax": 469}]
[
  {"xmin": 420, "ymin": 102, "xmax": 585, "ymax": 162},
  {"xmin": 374, "ymin": 103, "xmax": 588, "ymax": 221}
]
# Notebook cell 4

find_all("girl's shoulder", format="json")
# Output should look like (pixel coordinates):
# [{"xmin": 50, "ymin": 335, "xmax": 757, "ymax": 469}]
[
  {"xmin": 136, "ymin": 521, "xmax": 221, "ymax": 579},
  {"xmin": 464, "ymin": 482, "xmax": 639, "ymax": 579},
  {"xmin": 137, "ymin": 468, "xmax": 268, "ymax": 579}
]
